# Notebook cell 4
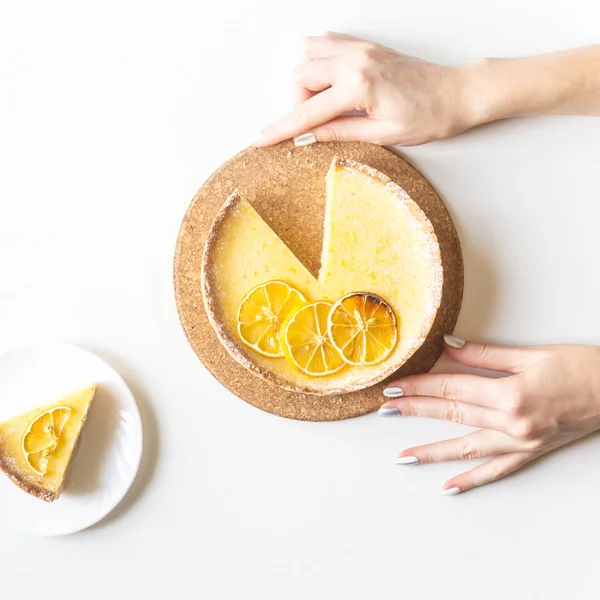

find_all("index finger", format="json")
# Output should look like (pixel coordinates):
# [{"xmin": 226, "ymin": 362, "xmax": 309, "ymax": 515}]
[
  {"xmin": 256, "ymin": 87, "xmax": 352, "ymax": 146},
  {"xmin": 384, "ymin": 373, "xmax": 506, "ymax": 409}
]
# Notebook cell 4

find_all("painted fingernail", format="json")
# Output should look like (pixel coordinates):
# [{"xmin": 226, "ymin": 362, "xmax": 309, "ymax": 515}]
[
  {"xmin": 378, "ymin": 406, "xmax": 401, "ymax": 416},
  {"xmin": 444, "ymin": 334, "xmax": 466, "ymax": 349},
  {"xmin": 441, "ymin": 487, "xmax": 462, "ymax": 497},
  {"xmin": 396, "ymin": 456, "xmax": 419, "ymax": 465},
  {"xmin": 294, "ymin": 132, "xmax": 317, "ymax": 147},
  {"xmin": 250, "ymin": 133, "xmax": 263, "ymax": 146},
  {"xmin": 383, "ymin": 387, "xmax": 404, "ymax": 398}
]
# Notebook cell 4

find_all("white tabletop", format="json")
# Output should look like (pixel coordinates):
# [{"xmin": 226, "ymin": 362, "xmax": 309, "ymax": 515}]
[{"xmin": 2, "ymin": 1, "xmax": 600, "ymax": 598}]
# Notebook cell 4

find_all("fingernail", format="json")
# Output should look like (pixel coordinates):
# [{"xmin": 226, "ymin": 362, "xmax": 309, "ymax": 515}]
[
  {"xmin": 441, "ymin": 487, "xmax": 462, "ymax": 497},
  {"xmin": 250, "ymin": 133, "xmax": 263, "ymax": 146},
  {"xmin": 396, "ymin": 456, "xmax": 419, "ymax": 465},
  {"xmin": 378, "ymin": 406, "xmax": 401, "ymax": 416},
  {"xmin": 444, "ymin": 334, "xmax": 465, "ymax": 349},
  {"xmin": 294, "ymin": 132, "xmax": 317, "ymax": 147},
  {"xmin": 383, "ymin": 387, "xmax": 404, "ymax": 398}
]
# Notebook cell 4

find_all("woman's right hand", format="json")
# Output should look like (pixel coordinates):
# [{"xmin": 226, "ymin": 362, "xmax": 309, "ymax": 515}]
[{"xmin": 255, "ymin": 32, "xmax": 481, "ymax": 147}]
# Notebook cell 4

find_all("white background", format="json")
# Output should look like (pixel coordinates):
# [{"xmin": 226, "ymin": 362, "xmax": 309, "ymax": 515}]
[{"xmin": 1, "ymin": 1, "xmax": 600, "ymax": 598}]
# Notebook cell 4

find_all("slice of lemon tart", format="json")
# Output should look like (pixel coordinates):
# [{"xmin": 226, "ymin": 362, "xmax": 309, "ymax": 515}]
[
  {"xmin": 0, "ymin": 385, "xmax": 97, "ymax": 502},
  {"xmin": 202, "ymin": 156, "xmax": 443, "ymax": 395}
]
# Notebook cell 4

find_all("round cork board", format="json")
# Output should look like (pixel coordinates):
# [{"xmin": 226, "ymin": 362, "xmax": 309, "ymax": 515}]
[{"xmin": 174, "ymin": 141, "xmax": 463, "ymax": 421}]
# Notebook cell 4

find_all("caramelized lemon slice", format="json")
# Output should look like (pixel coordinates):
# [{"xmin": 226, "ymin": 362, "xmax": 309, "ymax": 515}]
[
  {"xmin": 21, "ymin": 406, "xmax": 72, "ymax": 476},
  {"xmin": 328, "ymin": 292, "xmax": 398, "ymax": 366},
  {"xmin": 238, "ymin": 281, "xmax": 306, "ymax": 357},
  {"xmin": 280, "ymin": 301, "xmax": 346, "ymax": 376}
]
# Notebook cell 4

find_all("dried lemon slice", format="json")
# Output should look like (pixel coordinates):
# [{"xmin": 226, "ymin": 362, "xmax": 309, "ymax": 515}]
[
  {"xmin": 238, "ymin": 281, "xmax": 306, "ymax": 357},
  {"xmin": 328, "ymin": 292, "xmax": 398, "ymax": 366},
  {"xmin": 280, "ymin": 301, "xmax": 346, "ymax": 376},
  {"xmin": 21, "ymin": 406, "xmax": 72, "ymax": 476}
]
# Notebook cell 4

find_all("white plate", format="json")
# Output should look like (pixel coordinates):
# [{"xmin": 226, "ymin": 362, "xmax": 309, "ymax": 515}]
[{"xmin": 0, "ymin": 344, "xmax": 143, "ymax": 536}]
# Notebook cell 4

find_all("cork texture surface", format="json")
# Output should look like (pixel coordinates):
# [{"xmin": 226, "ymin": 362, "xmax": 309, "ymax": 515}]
[{"xmin": 173, "ymin": 141, "xmax": 463, "ymax": 421}]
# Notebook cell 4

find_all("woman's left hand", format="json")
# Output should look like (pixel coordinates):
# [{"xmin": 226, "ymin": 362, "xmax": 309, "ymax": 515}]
[
  {"xmin": 255, "ymin": 32, "xmax": 479, "ymax": 147},
  {"xmin": 380, "ymin": 335, "xmax": 600, "ymax": 495}
]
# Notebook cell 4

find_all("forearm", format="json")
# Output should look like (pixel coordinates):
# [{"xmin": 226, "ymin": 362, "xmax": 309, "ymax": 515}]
[{"xmin": 462, "ymin": 45, "xmax": 600, "ymax": 127}]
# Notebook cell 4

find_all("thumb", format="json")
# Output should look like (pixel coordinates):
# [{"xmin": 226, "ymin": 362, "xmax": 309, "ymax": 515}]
[
  {"xmin": 304, "ymin": 116, "xmax": 398, "ymax": 145},
  {"xmin": 443, "ymin": 334, "xmax": 534, "ymax": 374}
]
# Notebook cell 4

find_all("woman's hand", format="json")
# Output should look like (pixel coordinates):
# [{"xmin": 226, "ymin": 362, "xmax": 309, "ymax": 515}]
[
  {"xmin": 380, "ymin": 335, "xmax": 600, "ymax": 495},
  {"xmin": 256, "ymin": 32, "xmax": 479, "ymax": 147},
  {"xmin": 256, "ymin": 32, "xmax": 600, "ymax": 148}
]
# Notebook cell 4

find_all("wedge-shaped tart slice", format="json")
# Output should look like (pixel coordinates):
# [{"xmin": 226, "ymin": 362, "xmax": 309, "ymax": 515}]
[
  {"xmin": 320, "ymin": 157, "xmax": 442, "ymax": 378},
  {"xmin": 202, "ymin": 192, "xmax": 323, "ymax": 392},
  {"xmin": 0, "ymin": 385, "xmax": 96, "ymax": 502},
  {"xmin": 202, "ymin": 157, "xmax": 443, "ymax": 395}
]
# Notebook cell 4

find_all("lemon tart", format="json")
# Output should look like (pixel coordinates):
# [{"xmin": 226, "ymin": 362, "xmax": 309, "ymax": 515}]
[
  {"xmin": 202, "ymin": 157, "xmax": 443, "ymax": 395},
  {"xmin": 0, "ymin": 385, "xmax": 96, "ymax": 502}
]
